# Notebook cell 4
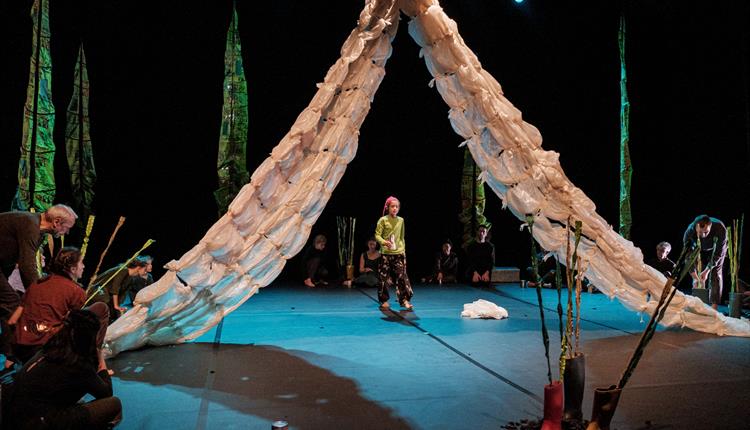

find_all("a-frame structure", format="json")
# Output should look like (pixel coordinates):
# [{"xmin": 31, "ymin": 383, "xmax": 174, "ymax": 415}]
[{"xmin": 105, "ymin": 0, "xmax": 749, "ymax": 357}]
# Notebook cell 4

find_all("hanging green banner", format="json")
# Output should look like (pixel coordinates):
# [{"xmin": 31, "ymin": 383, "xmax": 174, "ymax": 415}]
[
  {"xmin": 65, "ymin": 44, "xmax": 97, "ymax": 221},
  {"xmin": 13, "ymin": 0, "xmax": 56, "ymax": 212},
  {"xmin": 215, "ymin": 5, "xmax": 249, "ymax": 214},
  {"xmin": 459, "ymin": 147, "xmax": 490, "ymax": 249}
]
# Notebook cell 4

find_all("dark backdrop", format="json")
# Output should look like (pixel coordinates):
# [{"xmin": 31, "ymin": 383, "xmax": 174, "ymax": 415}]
[{"xmin": 1, "ymin": 0, "xmax": 748, "ymax": 282}]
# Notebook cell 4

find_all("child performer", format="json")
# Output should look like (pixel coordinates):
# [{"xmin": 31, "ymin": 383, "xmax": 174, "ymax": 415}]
[{"xmin": 375, "ymin": 196, "xmax": 414, "ymax": 311}]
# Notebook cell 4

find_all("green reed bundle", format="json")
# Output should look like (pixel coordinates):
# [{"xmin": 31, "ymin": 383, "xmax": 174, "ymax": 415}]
[
  {"xmin": 336, "ymin": 216, "xmax": 356, "ymax": 270},
  {"xmin": 526, "ymin": 215, "xmax": 552, "ymax": 384}
]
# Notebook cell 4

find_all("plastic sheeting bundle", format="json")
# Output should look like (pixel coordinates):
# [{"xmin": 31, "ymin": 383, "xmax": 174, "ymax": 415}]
[{"xmin": 461, "ymin": 299, "xmax": 509, "ymax": 320}]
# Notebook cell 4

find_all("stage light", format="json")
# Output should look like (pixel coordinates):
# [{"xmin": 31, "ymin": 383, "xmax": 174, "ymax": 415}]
[{"xmin": 514, "ymin": 0, "xmax": 524, "ymax": 3}]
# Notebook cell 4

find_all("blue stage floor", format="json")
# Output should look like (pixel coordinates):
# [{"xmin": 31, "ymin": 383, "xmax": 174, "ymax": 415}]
[{"xmin": 109, "ymin": 283, "xmax": 750, "ymax": 429}]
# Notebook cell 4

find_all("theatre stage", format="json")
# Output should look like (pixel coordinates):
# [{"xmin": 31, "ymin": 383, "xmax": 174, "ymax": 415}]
[{"xmin": 110, "ymin": 283, "xmax": 750, "ymax": 429}]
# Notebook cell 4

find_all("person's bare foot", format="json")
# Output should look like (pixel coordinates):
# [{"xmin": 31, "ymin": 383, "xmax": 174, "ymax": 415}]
[
  {"xmin": 402, "ymin": 300, "xmax": 414, "ymax": 311},
  {"xmin": 304, "ymin": 278, "xmax": 315, "ymax": 288},
  {"xmin": 342, "ymin": 280, "xmax": 352, "ymax": 287},
  {"xmin": 379, "ymin": 302, "xmax": 390, "ymax": 310}
]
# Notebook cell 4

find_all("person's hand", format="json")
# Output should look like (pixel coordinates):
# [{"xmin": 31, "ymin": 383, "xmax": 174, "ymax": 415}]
[
  {"xmin": 481, "ymin": 272, "xmax": 491, "ymax": 282},
  {"xmin": 700, "ymin": 269, "xmax": 710, "ymax": 282},
  {"xmin": 383, "ymin": 240, "xmax": 393, "ymax": 249},
  {"xmin": 364, "ymin": 268, "xmax": 372, "ymax": 273},
  {"xmin": 437, "ymin": 272, "xmax": 443, "ymax": 283},
  {"xmin": 115, "ymin": 306, "xmax": 126, "ymax": 314},
  {"xmin": 472, "ymin": 272, "xmax": 481, "ymax": 283}
]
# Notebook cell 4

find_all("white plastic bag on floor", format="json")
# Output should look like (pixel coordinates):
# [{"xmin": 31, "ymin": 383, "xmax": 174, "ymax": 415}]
[{"xmin": 461, "ymin": 299, "xmax": 508, "ymax": 319}]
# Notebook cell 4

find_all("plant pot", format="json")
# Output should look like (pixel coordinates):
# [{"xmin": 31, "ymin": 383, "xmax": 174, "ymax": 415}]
[
  {"xmin": 691, "ymin": 287, "xmax": 709, "ymax": 305},
  {"xmin": 563, "ymin": 353, "xmax": 586, "ymax": 422},
  {"xmin": 541, "ymin": 380, "xmax": 562, "ymax": 430},
  {"xmin": 346, "ymin": 265, "xmax": 355, "ymax": 281},
  {"xmin": 729, "ymin": 292, "xmax": 742, "ymax": 318},
  {"xmin": 586, "ymin": 385, "xmax": 622, "ymax": 430}
]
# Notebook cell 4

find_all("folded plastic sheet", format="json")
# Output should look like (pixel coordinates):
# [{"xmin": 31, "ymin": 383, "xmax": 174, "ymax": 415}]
[{"xmin": 461, "ymin": 299, "xmax": 509, "ymax": 319}]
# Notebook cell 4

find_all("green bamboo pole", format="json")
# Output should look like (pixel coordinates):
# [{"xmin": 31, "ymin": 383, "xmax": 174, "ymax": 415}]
[{"xmin": 618, "ymin": 14, "xmax": 633, "ymax": 240}]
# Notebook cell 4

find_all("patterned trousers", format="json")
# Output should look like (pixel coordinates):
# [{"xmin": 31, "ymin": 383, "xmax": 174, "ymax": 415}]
[{"xmin": 378, "ymin": 254, "xmax": 413, "ymax": 305}]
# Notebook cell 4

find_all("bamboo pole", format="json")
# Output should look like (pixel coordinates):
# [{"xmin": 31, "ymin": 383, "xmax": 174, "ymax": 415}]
[{"xmin": 88, "ymin": 216, "xmax": 125, "ymax": 287}]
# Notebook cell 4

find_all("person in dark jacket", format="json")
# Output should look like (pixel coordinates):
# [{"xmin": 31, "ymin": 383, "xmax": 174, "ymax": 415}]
[
  {"xmin": 0, "ymin": 205, "xmax": 77, "ymax": 373},
  {"xmin": 683, "ymin": 215, "xmax": 727, "ymax": 309},
  {"xmin": 5, "ymin": 309, "xmax": 122, "ymax": 429}
]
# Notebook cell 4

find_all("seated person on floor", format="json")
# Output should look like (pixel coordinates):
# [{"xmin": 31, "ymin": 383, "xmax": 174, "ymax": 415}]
[
  {"xmin": 126, "ymin": 255, "xmax": 154, "ymax": 305},
  {"xmin": 302, "ymin": 234, "xmax": 335, "ymax": 288},
  {"xmin": 424, "ymin": 239, "xmax": 459, "ymax": 284},
  {"xmin": 87, "ymin": 258, "xmax": 148, "ymax": 321},
  {"xmin": 352, "ymin": 237, "xmax": 381, "ymax": 288},
  {"xmin": 465, "ymin": 225, "xmax": 495, "ymax": 288},
  {"xmin": 14, "ymin": 247, "xmax": 109, "ymax": 365},
  {"xmin": 524, "ymin": 251, "xmax": 557, "ymax": 288},
  {"xmin": 646, "ymin": 241, "xmax": 676, "ymax": 278},
  {"xmin": 5, "ymin": 309, "xmax": 122, "ymax": 430}
]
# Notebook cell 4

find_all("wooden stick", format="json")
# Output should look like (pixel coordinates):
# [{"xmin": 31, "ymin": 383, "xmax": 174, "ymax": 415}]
[{"xmin": 88, "ymin": 216, "xmax": 126, "ymax": 287}]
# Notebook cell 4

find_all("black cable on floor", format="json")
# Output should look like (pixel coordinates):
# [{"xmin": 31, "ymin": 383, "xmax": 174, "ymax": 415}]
[{"xmin": 357, "ymin": 288, "xmax": 543, "ymax": 404}]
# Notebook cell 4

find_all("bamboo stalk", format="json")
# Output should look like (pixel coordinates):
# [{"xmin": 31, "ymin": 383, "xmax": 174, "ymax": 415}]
[
  {"xmin": 527, "ymin": 215, "xmax": 552, "ymax": 384},
  {"xmin": 574, "ymin": 256, "xmax": 583, "ymax": 356},
  {"xmin": 88, "ymin": 216, "xmax": 125, "ymax": 287},
  {"xmin": 80, "ymin": 215, "xmax": 95, "ymax": 259},
  {"xmin": 83, "ymin": 239, "xmax": 154, "ymax": 307},
  {"xmin": 617, "ymin": 244, "xmax": 700, "ymax": 389}
]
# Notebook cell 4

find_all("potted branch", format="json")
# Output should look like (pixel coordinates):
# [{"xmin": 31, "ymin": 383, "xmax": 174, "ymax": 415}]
[
  {"xmin": 586, "ymin": 243, "xmax": 701, "ymax": 430},
  {"xmin": 562, "ymin": 220, "xmax": 586, "ymax": 425},
  {"xmin": 727, "ymin": 216, "xmax": 744, "ymax": 318},
  {"xmin": 526, "ymin": 215, "xmax": 561, "ymax": 430}
]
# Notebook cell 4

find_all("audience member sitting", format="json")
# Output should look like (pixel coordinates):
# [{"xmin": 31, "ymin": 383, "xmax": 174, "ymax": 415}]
[
  {"xmin": 424, "ymin": 239, "xmax": 459, "ymax": 284},
  {"xmin": 646, "ymin": 241, "xmax": 676, "ymax": 278},
  {"xmin": 352, "ymin": 238, "xmax": 382, "ymax": 288},
  {"xmin": 301, "ymin": 234, "xmax": 334, "ymax": 288},
  {"xmin": 126, "ymin": 255, "xmax": 155, "ymax": 305},
  {"xmin": 465, "ymin": 225, "xmax": 495, "ymax": 288},
  {"xmin": 5, "ymin": 309, "xmax": 122, "ymax": 429},
  {"xmin": 14, "ymin": 247, "xmax": 110, "ymax": 365},
  {"xmin": 87, "ymin": 258, "xmax": 148, "ymax": 321},
  {"xmin": 524, "ymin": 251, "xmax": 557, "ymax": 288}
]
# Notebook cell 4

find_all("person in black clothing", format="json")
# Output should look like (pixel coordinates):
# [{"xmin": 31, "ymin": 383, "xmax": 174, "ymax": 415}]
[
  {"xmin": 425, "ymin": 239, "xmax": 459, "ymax": 284},
  {"xmin": 351, "ymin": 238, "xmax": 381, "ymax": 288},
  {"xmin": 126, "ymin": 255, "xmax": 155, "ymax": 305},
  {"xmin": 465, "ymin": 225, "xmax": 495, "ymax": 287},
  {"xmin": 0, "ymin": 205, "xmax": 77, "ymax": 374},
  {"xmin": 683, "ymin": 215, "xmax": 728, "ymax": 309},
  {"xmin": 646, "ymin": 241, "xmax": 676, "ymax": 278},
  {"xmin": 525, "ymin": 251, "xmax": 557, "ymax": 288},
  {"xmin": 302, "ymin": 234, "xmax": 333, "ymax": 288},
  {"xmin": 5, "ymin": 309, "xmax": 122, "ymax": 429}
]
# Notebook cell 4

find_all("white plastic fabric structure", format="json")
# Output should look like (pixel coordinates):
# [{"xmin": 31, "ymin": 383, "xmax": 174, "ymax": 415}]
[
  {"xmin": 461, "ymin": 299, "xmax": 508, "ymax": 320},
  {"xmin": 105, "ymin": 0, "xmax": 749, "ymax": 357}
]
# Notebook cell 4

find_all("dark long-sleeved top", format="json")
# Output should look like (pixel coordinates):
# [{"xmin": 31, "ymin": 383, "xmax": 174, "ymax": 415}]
[
  {"xmin": 435, "ymin": 251, "xmax": 459, "ymax": 277},
  {"xmin": 0, "ymin": 211, "xmax": 42, "ymax": 288},
  {"xmin": 682, "ymin": 217, "xmax": 728, "ymax": 268},
  {"xmin": 87, "ymin": 265, "xmax": 130, "ymax": 305},
  {"xmin": 7, "ymin": 354, "xmax": 113, "ymax": 425},
  {"xmin": 466, "ymin": 241, "xmax": 495, "ymax": 274}
]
